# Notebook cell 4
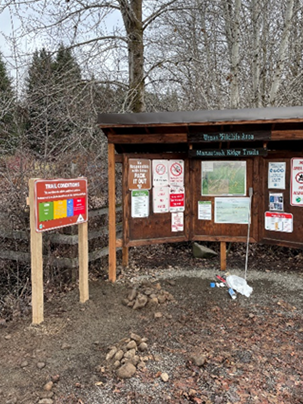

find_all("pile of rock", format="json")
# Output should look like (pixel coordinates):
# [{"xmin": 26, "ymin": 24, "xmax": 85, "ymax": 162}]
[
  {"xmin": 105, "ymin": 333, "xmax": 150, "ymax": 379},
  {"xmin": 122, "ymin": 281, "xmax": 175, "ymax": 310}
]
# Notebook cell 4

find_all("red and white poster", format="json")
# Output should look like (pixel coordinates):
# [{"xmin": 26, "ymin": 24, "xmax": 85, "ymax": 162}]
[
  {"xmin": 265, "ymin": 212, "xmax": 293, "ymax": 233},
  {"xmin": 169, "ymin": 186, "xmax": 185, "ymax": 212},
  {"xmin": 290, "ymin": 158, "xmax": 303, "ymax": 206},
  {"xmin": 169, "ymin": 160, "xmax": 184, "ymax": 186},
  {"xmin": 171, "ymin": 212, "xmax": 184, "ymax": 232},
  {"xmin": 152, "ymin": 160, "xmax": 169, "ymax": 187},
  {"xmin": 153, "ymin": 186, "xmax": 169, "ymax": 213}
]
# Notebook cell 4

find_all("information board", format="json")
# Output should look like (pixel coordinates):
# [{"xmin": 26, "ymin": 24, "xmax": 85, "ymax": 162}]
[
  {"xmin": 265, "ymin": 212, "xmax": 293, "ymax": 233},
  {"xmin": 35, "ymin": 178, "xmax": 87, "ymax": 232}
]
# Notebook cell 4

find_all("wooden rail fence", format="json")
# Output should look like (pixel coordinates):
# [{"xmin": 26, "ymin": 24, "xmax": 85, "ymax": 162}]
[{"xmin": 0, "ymin": 206, "xmax": 122, "ymax": 268}]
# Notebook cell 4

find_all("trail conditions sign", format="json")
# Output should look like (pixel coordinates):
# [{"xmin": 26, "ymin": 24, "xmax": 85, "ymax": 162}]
[{"xmin": 35, "ymin": 178, "xmax": 88, "ymax": 232}]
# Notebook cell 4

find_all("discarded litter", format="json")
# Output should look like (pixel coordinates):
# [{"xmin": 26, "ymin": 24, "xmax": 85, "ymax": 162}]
[
  {"xmin": 226, "ymin": 275, "xmax": 253, "ymax": 298},
  {"xmin": 210, "ymin": 282, "xmax": 216, "ymax": 288},
  {"xmin": 228, "ymin": 288, "xmax": 237, "ymax": 299}
]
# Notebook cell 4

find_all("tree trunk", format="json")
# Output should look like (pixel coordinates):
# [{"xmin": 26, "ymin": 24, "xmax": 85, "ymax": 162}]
[{"xmin": 119, "ymin": 0, "xmax": 145, "ymax": 113}]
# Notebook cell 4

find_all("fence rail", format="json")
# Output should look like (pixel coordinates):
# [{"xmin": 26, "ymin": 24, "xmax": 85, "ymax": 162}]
[{"xmin": 0, "ymin": 206, "xmax": 122, "ymax": 268}]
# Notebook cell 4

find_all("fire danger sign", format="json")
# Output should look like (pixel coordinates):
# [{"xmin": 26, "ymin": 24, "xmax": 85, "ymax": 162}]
[{"xmin": 168, "ymin": 160, "xmax": 184, "ymax": 186}]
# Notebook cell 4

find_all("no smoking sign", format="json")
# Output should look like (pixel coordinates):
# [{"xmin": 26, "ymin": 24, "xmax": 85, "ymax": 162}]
[{"xmin": 169, "ymin": 160, "xmax": 184, "ymax": 186}]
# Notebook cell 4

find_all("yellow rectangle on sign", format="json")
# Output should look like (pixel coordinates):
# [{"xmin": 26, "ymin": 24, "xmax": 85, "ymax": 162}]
[{"xmin": 53, "ymin": 200, "xmax": 67, "ymax": 219}]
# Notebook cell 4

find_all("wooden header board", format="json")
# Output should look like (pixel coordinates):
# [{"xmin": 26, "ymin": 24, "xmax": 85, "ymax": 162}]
[{"xmin": 35, "ymin": 178, "xmax": 88, "ymax": 232}]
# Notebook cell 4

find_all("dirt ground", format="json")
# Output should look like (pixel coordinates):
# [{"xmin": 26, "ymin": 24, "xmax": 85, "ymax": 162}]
[{"xmin": 0, "ymin": 243, "xmax": 303, "ymax": 404}]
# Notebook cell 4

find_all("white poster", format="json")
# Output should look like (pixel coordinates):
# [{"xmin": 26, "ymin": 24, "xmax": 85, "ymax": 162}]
[
  {"xmin": 153, "ymin": 186, "xmax": 169, "ymax": 213},
  {"xmin": 169, "ymin": 160, "xmax": 184, "ymax": 186},
  {"xmin": 268, "ymin": 162, "xmax": 286, "ymax": 189},
  {"xmin": 131, "ymin": 190, "xmax": 149, "ymax": 218},
  {"xmin": 152, "ymin": 160, "xmax": 169, "ymax": 187},
  {"xmin": 215, "ymin": 197, "xmax": 250, "ymax": 224},
  {"xmin": 171, "ymin": 212, "xmax": 184, "ymax": 232},
  {"xmin": 290, "ymin": 158, "xmax": 303, "ymax": 206},
  {"xmin": 198, "ymin": 201, "xmax": 212, "ymax": 220}
]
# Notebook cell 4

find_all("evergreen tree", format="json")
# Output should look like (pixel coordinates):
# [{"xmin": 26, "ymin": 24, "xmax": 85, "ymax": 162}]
[
  {"xmin": 25, "ymin": 46, "xmax": 83, "ymax": 158},
  {"xmin": 0, "ymin": 52, "xmax": 16, "ymax": 153}
]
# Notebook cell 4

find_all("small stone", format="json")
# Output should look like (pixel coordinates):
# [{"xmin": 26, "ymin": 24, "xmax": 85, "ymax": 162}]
[
  {"xmin": 38, "ymin": 399, "xmax": 53, "ymax": 404},
  {"xmin": 158, "ymin": 294, "xmax": 167, "ymax": 304},
  {"xmin": 21, "ymin": 361, "xmax": 29, "ymax": 368},
  {"xmin": 124, "ymin": 348, "xmax": 136, "ymax": 359},
  {"xmin": 147, "ymin": 297, "xmax": 159, "ymax": 307},
  {"xmin": 127, "ymin": 300, "xmax": 135, "ymax": 307},
  {"xmin": 168, "ymin": 280, "xmax": 176, "ymax": 286},
  {"xmin": 114, "ymin": 350, "xmax": 124, "ymax": 361},
  {"xmin": 113, "ymin": 360, "xmax": 121, "ymax": 369},
  {"xmin": 126, "ymin": 340, "xmax": 137, "ymax": 350},
  {"xmin": 143, "ymin": 288, "xmax": 153, "ymax": 296},
  {"xmin": 137, "ymin": 361, "xmax": 146, "ymax": 370},
  {"xmin": 155, "ymin": 283, "xmax": 162, "ymax": 290},
  {"xmin": 154, "ymin": 354, "xmax": 162, "ymax": 362},
  {"xmin": 130, "ymin": 333, "xmax": 142, "ymax": 343},
  {"xmin": 51, "ymin": 374, "xmax": 60, "ymax": 383},
  {"xmin": 127, "ymin": 288, "xmax": 137, "ymax": 301},
  {"xmin": 191, "ymin": 354, "xmax": 207, "ymax": 367},
  {"xmin": 116, "ymin": 362, "xmax": 136, "ymax": 379},
  {"xmin": 133, "ymin": 294, "xmax": 148, "ymax": 310},
  {"xmin": 131, "ymin": 355, "xmax": 140, "ymax": 366},
  {"xmin": 61, "ymin": 343, "xmax": 71, "ymax": 350},
  {"xmin": 5, "ymin": 334, "xmax": 11, "ymax": 340},
  {"xmin": 39, "ymin": 391, "xmax": 54, "ymax": 399},
  {"xmin": 43, "ymin": 381, "xmax": 53, "ymax": 391},
  {"xmin": 138, "ymin": 342, "xmax": 148, "ymax": 352},
  {"xmin": 106, "ymin": 347, "xmax": 117, "ymax": 361},
  {"xmin": 122, "ymin": 299, "xmax": 130, "ymax": 306},
  {"xmin": 154, "ymin": 312, "xmax": 163, "ymax": 319},
  {"xmin": 161, "ymin": 372, "xmax": 169, "ymax": 382},
  {"xmin": 37, "ymin": 362, "xmax": 46, "ymax": 369}
]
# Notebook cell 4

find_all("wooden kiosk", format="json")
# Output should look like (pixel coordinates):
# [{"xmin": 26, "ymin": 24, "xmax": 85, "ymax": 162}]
[{"xmin": 98, "ymin": 106, "xmax": 303, "ymax": 281}]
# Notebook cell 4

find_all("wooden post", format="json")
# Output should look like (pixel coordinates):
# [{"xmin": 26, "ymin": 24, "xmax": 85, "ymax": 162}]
[
  {"xmin": 78, "ymin": 221, "xmax": 89, "ymax": 302},
  {"xmin": 108, "ymin": 143, "xmax": 116, "ymax": 282},
  {"xmin": 220, "ymin": 241, "xmax": 226, "ymax": 271},
  {"xmin": 122, "ymin": 246, "xmax": 129, "ymax": 268},
  {"xmin": 29, "ymin": 179, "xmax": 44, "ymax": 324}
]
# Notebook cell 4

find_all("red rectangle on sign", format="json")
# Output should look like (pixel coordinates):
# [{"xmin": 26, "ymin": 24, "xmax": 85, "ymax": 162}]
[
  {"xmin": 73, "ymin": 198, "xmax": 86, "ymax": 215},
  {"xmin": 34, "ymin": 178, "xmax": 88, "ymax": 232}
]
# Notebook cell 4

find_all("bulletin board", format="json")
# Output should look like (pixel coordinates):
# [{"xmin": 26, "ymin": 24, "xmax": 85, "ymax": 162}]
[{"xmin": 123, "ymin": 154, "xmax": 190, "ymax": 246}]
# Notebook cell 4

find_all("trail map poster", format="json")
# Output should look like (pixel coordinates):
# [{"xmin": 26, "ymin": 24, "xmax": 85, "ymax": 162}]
[{"xmin": 202, "ymin": 161, "xmax": 246, "ymax": 196}]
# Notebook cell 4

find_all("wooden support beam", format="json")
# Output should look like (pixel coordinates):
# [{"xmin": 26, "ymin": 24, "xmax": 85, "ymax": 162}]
[
  {"xmin": 29, "ymin": 179, "xmax": 44, "ymax": 324},
  {"xmin": 220, "ymin": 241, "xmax": 226, "ymax": 271},
  {"xmin": 78, "ymin": 221, "xmax": 89, "ymax": 303},
  {"xmin": 122, "ymin": 246, "xmax": 129, "ymax": 268},
  {"xmin": 108, "ymin": 143, "xmax": 116, "ymax": 282}
]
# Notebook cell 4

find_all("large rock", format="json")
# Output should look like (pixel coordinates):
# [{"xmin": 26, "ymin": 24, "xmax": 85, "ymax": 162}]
[
  {"xmin": 116, "ymin": 363, "xmax": 137, "ymax": 379},
  {"xmin": 192, "ymin": 242, "xmax": 217, "ymax": 259}
]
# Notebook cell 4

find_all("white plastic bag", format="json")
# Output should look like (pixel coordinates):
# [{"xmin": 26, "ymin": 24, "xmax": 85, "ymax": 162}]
[{"xmin": 226, "ymin": 275, "xmax": 253, "ymax": 297}]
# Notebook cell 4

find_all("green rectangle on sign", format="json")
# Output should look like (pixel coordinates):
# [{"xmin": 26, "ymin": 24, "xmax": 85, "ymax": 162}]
[
  {"xmin": 39, "ymin": 202, "xmax": 54, "ymax": 222},
  {"xmin": 132, "ymin": 190, "xmax": 149, "ymax": 197}
]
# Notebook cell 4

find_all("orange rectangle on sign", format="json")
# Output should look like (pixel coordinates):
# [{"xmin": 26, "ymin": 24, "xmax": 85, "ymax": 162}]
[{"xmin": 34, "ymin": 178, "xmax": 88, "ymax": 232}]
